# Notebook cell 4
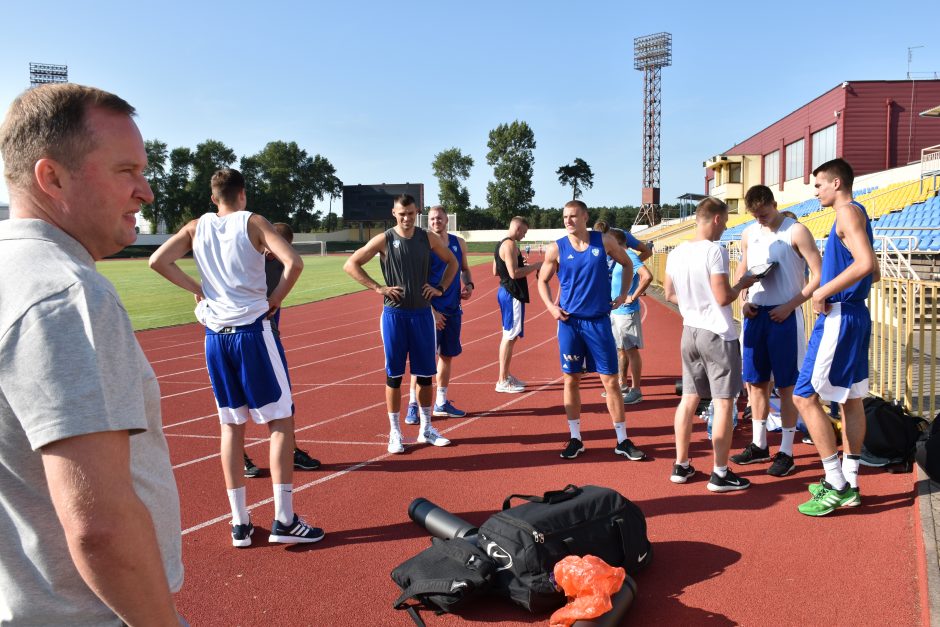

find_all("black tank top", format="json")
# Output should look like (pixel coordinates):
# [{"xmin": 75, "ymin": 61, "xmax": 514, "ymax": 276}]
[
  {"xmin": 381, "ymin": 227, "xmax": 431, "ymax": 309},
  {"xmin": 494, "ymin": 237, "xmax": 529, "ymax": 303}
]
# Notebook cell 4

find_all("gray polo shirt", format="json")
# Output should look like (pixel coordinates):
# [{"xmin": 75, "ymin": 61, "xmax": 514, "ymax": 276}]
[{"xmin": 0, "ymin": 219, "xmax": 183, "ymax": 624}]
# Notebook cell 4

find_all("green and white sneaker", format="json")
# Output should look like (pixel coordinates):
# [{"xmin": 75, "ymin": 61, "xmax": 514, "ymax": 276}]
[
  {"xmin": 798, "ymin": 481, "xmax": 858, "ymax": 516},
  {"xmin": 808, "ymin": 480, "xmax": 861, "ymax": 507}
]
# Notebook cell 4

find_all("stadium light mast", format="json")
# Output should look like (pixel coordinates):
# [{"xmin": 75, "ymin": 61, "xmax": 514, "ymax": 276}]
[
  {"xmin": 29, "ymin": 63, "xmax": 68, "ymax": 87},
  {"xmin": 633, "ymin": 33, "xmax": 671, "ymax": 227}
]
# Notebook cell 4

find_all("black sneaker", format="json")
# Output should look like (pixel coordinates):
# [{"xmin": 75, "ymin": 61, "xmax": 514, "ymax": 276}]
[
  {"xmin": 767, "ymin": 451, "xmax": 796, "ymax": 477},
  {"xmin": 670, "ymin": 463, "xmax": 696, "ymax": 484},
  {"xmin": 293, "ymin": 447, "xmax": 321, "ymax": 470},
  {"xmin": 560, "ymin": 438, "xmax": 585, "ymax": 459},
  {"xmin": 269, "ymin": 514, "xmax": 325, "ymax": 544},
  {"xmin": 730, "ymin": 443, "xmax": 771, "ymax": 465},
  {"xmin": 243, "ymin": 453, "xmax": 261, "ymax": 478},
  {"xmin": 707, "ymin": 469, "xmax": 751, "ymax": 492},
  {"xmin": 614, "ymin": 439, "xmax": 646, "ymax": 461},
  {"xmin": 232, "ymin": 520, "xmax": 254, "ymax": 548}
]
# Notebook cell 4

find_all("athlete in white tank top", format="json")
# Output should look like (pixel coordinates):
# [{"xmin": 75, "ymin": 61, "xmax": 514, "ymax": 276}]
[
  {"xmin": 193, "ymin": 211, "xmax": 269, "ymax": 329},
  {"xmin": 742, "ymin": 217, "xmax": 807, "ymax": 306}
]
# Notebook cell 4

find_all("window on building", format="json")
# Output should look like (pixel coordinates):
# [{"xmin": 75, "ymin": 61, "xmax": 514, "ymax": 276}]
[
  {"xmin": 727, "ymin": 198, "xmax": 739, "ymax": 212},
  {"xmin": 785, "ymin": 139, "xmax": 804, "ymax": 181},
  {"xmin": 764, "ymin": 150, "xmax": 779, "ymax": 186},
  {"xmin": 729, "ymin": 162, "xmax": 742, "ymax": 184},
  {"xmin": 708, "ymin": 177, "xmax": 716, "ymax": 194},
  {"xmin": 812, "ymin": 124, "xmax": 836, "ymax": 170}
]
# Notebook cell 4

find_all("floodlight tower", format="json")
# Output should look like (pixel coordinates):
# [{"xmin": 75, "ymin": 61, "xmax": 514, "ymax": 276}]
[
  {"xmin": 633, "ymin": 33, "xmax": 671, "ymax": 227},
  {"xmin": 29, "ymin": 63, "xmax": 68, "ymax": 87}
]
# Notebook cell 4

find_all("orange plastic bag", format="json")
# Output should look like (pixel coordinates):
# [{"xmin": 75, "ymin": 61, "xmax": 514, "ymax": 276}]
[{"xmin": 549, "ymin": 555, "xmax": 626, "ymax": 627}]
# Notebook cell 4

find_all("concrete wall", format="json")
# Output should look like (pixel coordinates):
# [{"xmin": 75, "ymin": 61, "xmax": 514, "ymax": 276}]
[{"xmin": 455, "ymin": 228, "xmax": 568, "ymax": 243}]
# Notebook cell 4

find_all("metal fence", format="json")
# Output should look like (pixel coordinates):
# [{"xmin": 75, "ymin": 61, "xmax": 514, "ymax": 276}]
[{"xmin": 648, "ymin": 251, "xmax": 940, "ymax": 419}]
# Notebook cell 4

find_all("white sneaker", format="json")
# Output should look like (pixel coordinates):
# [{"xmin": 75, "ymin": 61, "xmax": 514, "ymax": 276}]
[
  {"xmin": 495, "ymin": 379, "xmax": 525, "ymax": 393},
  {"xmin": 418, "ymin": 425, "xmax": 451, "ymax": 447},
  {"xmin": 507, "ymin": 374, "xmax": 527, "ymax": 388},
  {"xmin": 387, "ymin": 430, "xmax": 405, "ymax": 454}
]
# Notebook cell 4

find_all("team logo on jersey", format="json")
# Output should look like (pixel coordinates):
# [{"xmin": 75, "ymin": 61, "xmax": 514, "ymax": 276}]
[
  {"xmin": 393, "ymin": 239, "xmax": 401, "ymax": 249},
  {"xmin": 451, "ymin": 245, "xmax": 458, "ymax": 253},
  {"xmin": 566, "ymin": 254, "xmax": 574, "ymax": 260},
  {"xmin": 592, "ymin": 248, "xmax": 600, "ymax": 257}
]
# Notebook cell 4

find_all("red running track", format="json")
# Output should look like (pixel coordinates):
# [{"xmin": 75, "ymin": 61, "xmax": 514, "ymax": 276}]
[{"xmin": 139, "ymin": 262, "xmax": 927, "ymax": 626}]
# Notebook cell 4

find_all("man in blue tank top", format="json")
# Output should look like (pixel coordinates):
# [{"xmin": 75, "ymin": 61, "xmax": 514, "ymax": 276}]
[
  {"xmin": 537, "ymin": 201, "xmax": 646, "ymax": 461},
  {"xmin": 793, "ymin": 158, "xmax": 879, "ymax": 516},
  {"xmin": 344, "ymin": 195, "xmax": 458, "ymax": 455},
  {"xmin": 404, "ymin": 206, "xmax": 475, "ymax": 422}
]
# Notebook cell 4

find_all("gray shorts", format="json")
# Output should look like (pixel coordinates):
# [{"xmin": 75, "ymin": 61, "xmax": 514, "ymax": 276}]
[
  {"xmin": 680, "ymin": 326, "xmax": 742, "ymax": 399},
  {"xmin": 611, "ymin": 312, "xmax": 643, "ymax": 350}
]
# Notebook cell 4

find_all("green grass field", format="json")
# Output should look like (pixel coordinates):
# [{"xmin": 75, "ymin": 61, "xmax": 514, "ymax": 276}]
[{"xmin": 98, "ymin": 254, "xmax": 492, "ymax": 331}]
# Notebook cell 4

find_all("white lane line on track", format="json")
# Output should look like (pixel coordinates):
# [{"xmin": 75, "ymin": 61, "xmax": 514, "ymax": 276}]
[{"xmin": 180, "ymin": 372, "xmax": 562, "ymax": 536}]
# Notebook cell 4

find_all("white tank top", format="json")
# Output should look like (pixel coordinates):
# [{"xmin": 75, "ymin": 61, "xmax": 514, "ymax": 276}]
[
  {"xmin": 192, "ymin": 211, "xmax": 269, "ymax": 330},
  {"xmin": 743, "ymin": 217, "xmax": 807, "ymax": 306}
]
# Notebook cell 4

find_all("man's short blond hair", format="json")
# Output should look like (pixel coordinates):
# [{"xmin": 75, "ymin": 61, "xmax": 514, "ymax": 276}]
[{"xmin": 0, "ymin": 83, "xmax": 135, "ymax": 192}]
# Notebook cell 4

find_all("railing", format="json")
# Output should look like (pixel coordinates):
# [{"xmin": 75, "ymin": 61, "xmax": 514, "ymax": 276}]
[
  {"xmin": 874, "ymin": 234, "xmax": 921, "ymax": 279},
  {"xmin": 923, "ymin": 144, "xmax": 940, "ymax": 178},
  {"xmin": 648, "ymin": 253, "xmax": 940, "ymax": 419}
]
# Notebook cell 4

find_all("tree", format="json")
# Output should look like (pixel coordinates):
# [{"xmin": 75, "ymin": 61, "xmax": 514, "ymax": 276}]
[
  {"xmin": 188, "ymin": 139, "xmax": 237, "ymax": 218},
  {"xmin": 162, "ymin": 147, "xmax": 193, "ymax": 233},
  {"xmin": 486, "ymin": 121, "xmax": 536, "ymax": 223},
  {"xmin": 432, "ymin": 148, "xmax": 474, "ymax": 216},
  {"xmin": 142, "ymin": 140, "xmax": 168, "ymax": 232},
  {"xmin": 556, "ymin": 158, "xmax": 594, "ymax": 200}
]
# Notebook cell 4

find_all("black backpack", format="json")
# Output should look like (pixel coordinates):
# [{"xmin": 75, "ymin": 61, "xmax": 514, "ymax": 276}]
[
  {"xmin": 862, "ymin": 397, "xmax": 928, "ymax": 471},
  {"xmin": 915, "ymin": 414, "xmax": 940, "ymax": 482},
  {"xmin": 391, "ymin": 537, "xmax": 496, "ymax": 626},
  {"xmin": 477, "ymin": 484, "xmax": 651, "ymax": 613}
]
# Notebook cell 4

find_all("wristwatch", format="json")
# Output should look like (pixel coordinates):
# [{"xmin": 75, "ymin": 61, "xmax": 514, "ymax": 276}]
[{"xmin": 435, "ymin": 284, "xmax": 445, "ymax": 293}]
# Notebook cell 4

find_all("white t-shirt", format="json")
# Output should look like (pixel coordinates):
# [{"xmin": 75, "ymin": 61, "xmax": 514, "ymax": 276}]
[
  {"xmin": 742, "ymin": 217, "xmax": 807, "ymax": 306},
  {"xmin": 665, "ymin": 239, "xmax": 737, "ymax": 340}
]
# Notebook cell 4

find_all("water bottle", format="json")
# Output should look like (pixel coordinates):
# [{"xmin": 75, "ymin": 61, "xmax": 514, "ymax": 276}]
[{"xmin": 703, "ymin": 401, "xmax": 737, "ymax": 440}]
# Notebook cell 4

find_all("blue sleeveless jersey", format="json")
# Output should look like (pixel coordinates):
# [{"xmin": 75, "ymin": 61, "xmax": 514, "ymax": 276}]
[
  {"xmin": 557, "ymin": 231, "xmax": 610, "ymax": 318},
  {"xmin": 428, "ymin": 233, "xmax": 462, "ymax": 314},
  {"xmin": 822, "ymin": 201, "xmax": 874, "ymax": 303}
]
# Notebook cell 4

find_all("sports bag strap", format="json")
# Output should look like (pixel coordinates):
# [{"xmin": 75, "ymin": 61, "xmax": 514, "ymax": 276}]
[
  {"xmin": 428, "ymin": 537, "xmax": 479, "ymax": 563},
  {"xmin": 613, "ymin": 517, "xmax": 633, "ymax": 561},
  {"xmin": 502, "ymin": 484, "xmax": 582, "ymax": 510},
  {"xmin": 405, "ymin": 606, "xmax": 426, "ymax": 627},
  {"xmin": 393, "ymin": 579, "xmax": 463, "ymax": 609}
]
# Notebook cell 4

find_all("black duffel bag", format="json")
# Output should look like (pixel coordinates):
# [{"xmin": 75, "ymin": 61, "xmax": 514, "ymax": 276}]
[
  {"xmin": 391, "ymin": 537, "xmax": 496, "ymax": 626},
  {"xmin": 477, "ymin": 484, "xmax": 651, "ymax": 613}
]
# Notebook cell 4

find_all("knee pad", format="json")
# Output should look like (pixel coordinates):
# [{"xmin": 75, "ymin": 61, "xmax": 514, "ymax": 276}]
[
  {"xmin": 415, "ymin": 376, "xmax": 433, "ymax": 387},
  {"xmin": 386, "ymin": 375, "xmax": 403, "ymax": 389}
]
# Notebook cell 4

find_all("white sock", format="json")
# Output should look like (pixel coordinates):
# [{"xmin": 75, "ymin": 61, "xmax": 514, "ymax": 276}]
[
  {"xmin": 843, "ymin": 454, "xmax": 861, "ymax": 489},
  {"xmin": 419, "ymin": 406, "xmax": 432, "ymax": 432},
  {"xmin": 678, "ymin": 459, "xmax": 691, "ymax": 468},
  {"xmin": 227, "ymin": 487, "xmax": 249, "ymax": 525},
  {"xmin": 613, "ymin": 422, "xmax": 627, "ymax": 443},
  {"xmin": 408, "ymin": 389, "xmax": 417, "ymax": 405},
  {"xmin": 779, "ymin": 427, "xmax": 796, "ymax": 456},
  {"xmin": 436, "ymin": 386, "xmax": 447, "ymax": 407},
  {"xmin": 713, "ymin": 465, "xmax": 728, "ymax": 478},
  {"xmin": 752, "ymin": 419, "xmax": 768, "ymax": 449},
  {"xmin": 822, "ymin": 453, "xmax": 847, "ymax": 490},
  {"xmin": 568, "ymin": 419, "xmax": 581, "ymax": 440},
  {"xmin": 388, "ymin": 412, "xmax": 400, "ymax": 433},
  {"xmin": 273, "ymin": 483, "xmax": 294, "ymax": 525}
]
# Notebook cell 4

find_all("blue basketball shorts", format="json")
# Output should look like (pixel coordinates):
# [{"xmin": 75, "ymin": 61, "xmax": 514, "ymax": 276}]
[
  {"xmin": 793, "ymin": 301, "xmax": 871, "ymax": 403},
  {"xmin": 436, "ymin": 309, "xmax": 462, "ymax": 358},
  {"xmin": 497, "ymin": 286, "xmax": 525, "ymax": 339},
  {"xmin": 742, "ymin": 306, "xmax": 806, "ymax": 388},
  {"xmin": 381, "ymin": 306, "xmax": 437, "ymax": 378},
  {"xmin": 557, "ymin": 315, "xmax": 618, "ymax": 375},
  {"xmin": 204, "ymin": 315, "xmax": 293, "ymax": 425}
]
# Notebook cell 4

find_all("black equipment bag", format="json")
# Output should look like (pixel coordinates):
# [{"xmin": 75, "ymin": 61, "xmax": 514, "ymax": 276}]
[
  {"xmin": 391, "ymin": 537, "xmax": 496, "ymax": 626},
  {"xmin": 862, "ymin": 397, "xmax": 928, "ymax": 472},
  {"xmin": 477, "ymin": 484, "xmax": 651, "ymax": 613}
]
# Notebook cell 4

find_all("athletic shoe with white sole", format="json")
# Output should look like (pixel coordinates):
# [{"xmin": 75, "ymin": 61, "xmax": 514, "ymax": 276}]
[
  {"xmin": 232, "ymin": 520, "xmax": 254, "ymax": 548},
  {"xmin": 432, "ymin": 401, "xmax": 466, "ymax": 418},
  {"xmin": 560, "ymin": 437, "xmax": 585, "ymax": 459},
  {"xmin": 670, "ymin": 463, "xmax": 696, "ymax": 484},
  {"xmin": 809, "ymin": 480, "xmax": 861, "ymax": 507},
  {"xmin": 269, "ymin": 514, "xmax": 325, "ymax": 544},
  {"xmin": 243, "ymin": 453, "xmax": 261, "ymax": 478},
  {"xmin": 730, "ymin": 442, "xmax": 771, "ymax": 465},
  {"xmin": 418, "ymin": 425, "xmax": 451, "ymax": 447},
  {"xmin": 707, "ymin": 469, "xmax": 751, "ymax": 492},
  {"xmin": 614, "ymin": 439, "xmax": 646, "ymax": 461},
  {"xmin": 293, "ymin": 447, "xmax": 321, "ymax": 470},
  {"xmin": 495, "ymin": 379, "xmax": 525, "ymax": 393},
  {"xmin": 799, "ymin": 481, "xmax": 857, "ymax": 516},
  {"xmin": 507, "ymin": 374, "xmax": 527, "ymax": 388},
  {"xmin": 622, "ymin": 389, "xmax": 643, "ymax": 405},
  {"xmin": 388, "ymin": 430, "xmax": 405, "ymax": 454},
  {"xmin": 767, "ymin": 451, "xmax": 795, "ymax": 477},
  {"xmin": 404, "ymin": 402, "xmax": 420, "ymax": 425}
]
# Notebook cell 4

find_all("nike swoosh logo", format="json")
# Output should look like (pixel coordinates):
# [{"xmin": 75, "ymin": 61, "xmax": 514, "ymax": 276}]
[{"xmin": 637, "ymin": 551, "xmax": 648, "ymax": 563}]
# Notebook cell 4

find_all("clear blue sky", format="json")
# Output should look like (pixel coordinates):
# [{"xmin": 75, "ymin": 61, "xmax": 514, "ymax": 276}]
[{"xmin": 1, "ymin": 1, "xmax": 939, "ymax": 216}]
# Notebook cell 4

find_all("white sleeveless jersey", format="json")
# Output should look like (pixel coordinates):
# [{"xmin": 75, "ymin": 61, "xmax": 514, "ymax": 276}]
[
  {"xmin": 743, "ymin": 217, "xmax": 807, "ymax": 306},
  {"xmin": 192, "ymin": 211, "xmax": 269, "ymax": 330}
]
